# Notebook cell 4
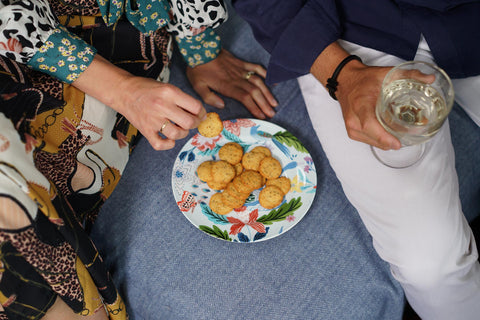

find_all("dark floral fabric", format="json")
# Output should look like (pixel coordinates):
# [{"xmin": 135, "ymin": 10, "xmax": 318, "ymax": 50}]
[{"xmin": 0, "ymin": 2, "xmax": 172, "ymax": 319}]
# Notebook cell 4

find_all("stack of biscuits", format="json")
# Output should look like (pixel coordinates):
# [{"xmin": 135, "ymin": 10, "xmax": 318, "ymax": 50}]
[
  {"xmin": 196, "ymin": 112, "xmax": 291, "ymax": 215},
  {"xmin": 196, "ymin": 142, "xmax": 291, "ymax": 215}
]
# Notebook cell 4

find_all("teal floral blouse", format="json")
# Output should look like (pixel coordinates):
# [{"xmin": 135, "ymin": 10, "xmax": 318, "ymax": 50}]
[{"xmin": 0, "ymin": 0, "xmax": 227, "ymax": 83}]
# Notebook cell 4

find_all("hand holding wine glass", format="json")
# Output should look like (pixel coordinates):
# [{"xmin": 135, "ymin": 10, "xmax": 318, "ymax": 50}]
[{"xmin": 371, "ymin": 61, "xmax": 455, "ymax": 168}]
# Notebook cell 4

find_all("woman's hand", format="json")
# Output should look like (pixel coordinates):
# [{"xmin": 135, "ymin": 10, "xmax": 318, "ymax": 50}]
[
  {"xmin": 73, "ymin": 55, "xmax": 206, "ymax": 150},
  {"xmin": 186, "ymin": 49, "xmax": 278, "ymax": 119},
  {"xmin": 114, "ymin": 77, "xmax": 206, "ymax": 150}
]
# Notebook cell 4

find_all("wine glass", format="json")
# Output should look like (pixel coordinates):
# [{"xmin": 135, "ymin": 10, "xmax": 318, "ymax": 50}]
[{"xmin": 371, "ymin": 61, "xmax": 455, "ymax": 168}]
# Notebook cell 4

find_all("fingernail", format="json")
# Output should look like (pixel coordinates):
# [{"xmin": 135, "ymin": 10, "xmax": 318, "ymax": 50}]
[
  {"xmin": 214, "ymin": 101, "xmax": 225, "ymax": 109},
  {"xmin": 391, "ymin": 142, "xmax": 401, "ymax": 150}
]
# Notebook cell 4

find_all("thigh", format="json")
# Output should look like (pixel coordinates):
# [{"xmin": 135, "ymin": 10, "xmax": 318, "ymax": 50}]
[{"xmin": 298, "ymin": 71, "xmax": 472, "ymax": 267}]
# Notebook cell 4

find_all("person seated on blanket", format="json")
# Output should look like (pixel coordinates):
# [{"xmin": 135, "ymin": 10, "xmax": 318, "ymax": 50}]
[
  {"xmin": 232, "ymin": 0, "xmax": 480, "ymax": 319},
  {"xmin": 0, "ymin": 0, "xmax": 278, "ymax": 319}
]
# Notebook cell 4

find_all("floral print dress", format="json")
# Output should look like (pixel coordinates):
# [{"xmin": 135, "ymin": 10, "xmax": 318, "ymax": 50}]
[{"xmin": 0, "ymin": 0, "xmax": 226, "ymax": 318}]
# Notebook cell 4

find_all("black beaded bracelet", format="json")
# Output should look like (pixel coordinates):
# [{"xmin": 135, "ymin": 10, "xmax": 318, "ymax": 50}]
[{"xmin": 326, "ymin": 55, "xmax": 362, "ymax": 100}]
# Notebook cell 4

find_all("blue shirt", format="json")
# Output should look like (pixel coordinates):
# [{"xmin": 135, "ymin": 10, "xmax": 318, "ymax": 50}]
[{"xmin": 232, "ymin": 0, "xmax": 480, "ymax": 84}]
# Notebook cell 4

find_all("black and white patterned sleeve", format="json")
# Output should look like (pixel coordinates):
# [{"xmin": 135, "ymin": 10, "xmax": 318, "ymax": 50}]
[
  {"xmin": 165, "ymin": 0, "xmax": 227, "ymax": 37},
  {"xmin": 166, "ymin": 0, "xmax": 228, "ymax": 67},
  {"xmin": 0, "ymin": 0, "xmax": 58, "ymax": 63},
  {"xmin": 0, "ymin": 0, "xmax": 97, "ymax": 83}
]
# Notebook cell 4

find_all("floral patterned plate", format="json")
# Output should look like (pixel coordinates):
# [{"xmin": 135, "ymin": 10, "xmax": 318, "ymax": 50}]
[{"xmin": 172, "ymin": 119, "xmax": 317, "ymax": 242}]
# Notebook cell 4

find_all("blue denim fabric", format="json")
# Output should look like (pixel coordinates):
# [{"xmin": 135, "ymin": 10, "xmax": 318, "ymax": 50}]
[
  {"xmin": 90, "ymin": 4, "xmax": 480, "ymax": 320},
  {"xmin": 450, "ymin": 106, "xmax": 480, "ymax": 222}
]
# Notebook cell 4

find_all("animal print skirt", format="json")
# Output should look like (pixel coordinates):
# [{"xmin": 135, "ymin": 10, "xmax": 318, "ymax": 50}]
[{"xmin": 0, "ymin": 15, "xmax": 171, "ymax": 320}]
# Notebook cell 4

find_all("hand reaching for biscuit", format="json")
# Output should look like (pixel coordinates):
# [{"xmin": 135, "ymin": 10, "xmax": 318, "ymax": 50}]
[
  {"xmin": 186, "ymin": 49, "xmax": 279, "ymax": 120},
  {"xmin": 73, "ymin": 55, "xmax": 207, "ymax": 151}
]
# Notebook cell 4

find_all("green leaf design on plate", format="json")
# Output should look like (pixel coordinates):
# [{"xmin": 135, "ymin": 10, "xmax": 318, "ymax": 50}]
[
  {"xmin": 273, "ymin": 131, "xmax": 308, "ymax": 153},
  {"xmin": 199, "ymin": 225, "xmax": 232, "ymax": 241},
  {"xmin": 257, "ymin": 197, "xmax": 303, "ymax": 225},
  {"xmin": 201, "ymin": 203, "xmax": 229, "ymax": 224},
  {"xmin": 222, "ymin": 129, "xmax": 250, "ymax": 149},
  {"xmin": 198, "ymin": 145, "xmax": 221, "ymax": 157},
  {"xmin": 222, "ymin": 128, "xmax": 243, "ymax": 143}
]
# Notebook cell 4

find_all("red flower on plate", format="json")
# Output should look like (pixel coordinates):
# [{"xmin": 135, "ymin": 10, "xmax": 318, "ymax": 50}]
[
  {"xmin": 223, "ymin": 119, "xmax": 256, "ymax": 136},
  {"xmin": 227, "ymin": 209, "xmax": 266, "ymax": 235},
  {"xmin": 177, "ymin": 191, "xmax": 197, "ymax": 213},
  {"xmin": 191, "ymin": 133, "xmax": 221, "ymax": 152},
  {"xmin": 286, "ymin": 215, "xmax": 295, "ymax": 222}
]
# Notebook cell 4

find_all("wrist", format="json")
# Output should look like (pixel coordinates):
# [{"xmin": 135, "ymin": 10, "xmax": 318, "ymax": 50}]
[
  {"xmin": 111, "ymin": 72, "xmax": 138, "ymax": 114},
  {"xmin": 326, "ymin": 55, "xmax": 363, "ymax": 100},
  {"xmin": 335, "ymin": 59, "xmax": 365, "ymax": 99},
  {"xmin": 73, "ymin": 55, "xmax": 134, "ymax": 113}
]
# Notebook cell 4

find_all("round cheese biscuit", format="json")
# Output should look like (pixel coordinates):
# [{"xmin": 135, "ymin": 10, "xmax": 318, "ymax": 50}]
[
  {"xmin": 211, "ymin": 160, "xmax": 236, "ymax": 184},
  {"xmin": 258, "ymin": 156, "xmax": 282, "ymax": 179},
  {"xmin": 224, "ymin": 182, "xmax": 250, "ymax": 201},
  {"xmin": 232, "ymin": 176, "xmax": 253, "ymax": 194},
  {"xmin": 209, "ymin": 192, "xmax": 233, "ymax": 215},
  {"xmin": 239, "ymin": 170, "xmax": 264, "ymax": 191},
  {"xmin": 259, "ymin": 185, "xmax": 284, "ymax": 209},
  {"xmin": 219, "ymin": 142, "xmax": 244, "ymax": 165},
  {"xmin": 198, "ymin": 112, "xmax": 223, "ymax": 137},
  {"xmin": 207, "ymin": 180, "xmax": 227, "ymax": 191},
  {"xmin": 242, "ymin": 151, "xmax": 267, "ymax": 171},
  {"xmin": 196, "ymin": 160, "xmax": 214, "ymax": 182},
  {"xmin": 251, "ymin": 146, "xmax": 272, "ymax": 157},
  {"xmin": 221, "ymin": 191, "xmax": 245, "ymax": 209},
  {"xmin": 234, "ymin": 162, "xmax": 243, "ymax": 176},
  {"xmin": 266, "ymin": 176, "xmax": 291, "ymax": 195}
]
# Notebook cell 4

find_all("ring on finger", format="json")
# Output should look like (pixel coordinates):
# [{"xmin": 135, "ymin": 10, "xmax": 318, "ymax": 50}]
[
  {"xmin": 159, "ymin": 120, "xmax": 170, "ymax": 134},
  {"xmin": 244, "ymin": 71, "xmax": 255, "ymax": 80}
]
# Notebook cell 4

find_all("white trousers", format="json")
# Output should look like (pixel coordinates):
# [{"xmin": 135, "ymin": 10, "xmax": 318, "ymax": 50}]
[{"xmin": 298, "ymin": 38, "xmax": 480, "ymax": 320}]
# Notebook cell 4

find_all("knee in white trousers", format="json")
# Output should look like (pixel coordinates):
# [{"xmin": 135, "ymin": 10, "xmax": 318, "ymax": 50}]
[{"xmin": 298, "ymin": 72, "xmax": 480, "ymax": 320}]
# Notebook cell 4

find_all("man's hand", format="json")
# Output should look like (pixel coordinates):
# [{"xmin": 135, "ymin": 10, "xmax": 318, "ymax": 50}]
[
  {"xmin": 310, "ymin": 42, "xmax": 401, "ymax": 150},
  {"xmin": 335, "ymin": 63, "xmax": 401, "ymax": 150}
]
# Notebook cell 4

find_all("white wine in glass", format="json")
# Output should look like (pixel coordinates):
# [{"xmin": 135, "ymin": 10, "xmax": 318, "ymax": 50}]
[{"xmin": 372, "ymin": 61, "xmax": 454, "ymax": 168}]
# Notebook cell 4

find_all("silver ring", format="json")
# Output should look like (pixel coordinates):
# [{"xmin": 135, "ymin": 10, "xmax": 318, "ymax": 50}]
[
  {"xmin": 245, "ymin": 71, "xmax": 255, "ymax": 80},
  {"xmin": 159, "ymin": 120, "xmax": 169, "ymax": 134}
]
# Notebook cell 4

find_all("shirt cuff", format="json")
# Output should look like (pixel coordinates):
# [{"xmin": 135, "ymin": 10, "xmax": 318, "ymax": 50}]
[
  {"xmin": 266, "ymin": 1, "xmax": 341, "ymax": 84},
  {"xmin": 28, "ymin": 25, "xmax": 96, "ymax": 83},
  {"xmin": 176, "ymin": 28, "xmax": 221, "ymax": 68}
]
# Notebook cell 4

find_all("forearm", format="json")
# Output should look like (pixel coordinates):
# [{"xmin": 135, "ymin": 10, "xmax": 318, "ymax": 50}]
[
  {"xmin": 72, "ymin": 54, "xmax": 133, "ymax": 114},
  {"xmin": 309, "ymin": 41, "xmax": 364, "ymax": 98}
]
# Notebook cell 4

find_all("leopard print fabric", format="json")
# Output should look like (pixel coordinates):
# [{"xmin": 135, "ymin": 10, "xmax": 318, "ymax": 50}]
[
  {"xmin": 34, "ymin": 126, "xmax": 90, "ymax": 196},
  {"xmin": 0, "ymin": 227, "xmax": 83, "ymax": 304},
  {"xmin": 27, "ymin": 69, "xmax": 64, "ymax": 101},
  {"xmin": 48, "ymin": 0, "xmax": 100, "ymax": 17}
]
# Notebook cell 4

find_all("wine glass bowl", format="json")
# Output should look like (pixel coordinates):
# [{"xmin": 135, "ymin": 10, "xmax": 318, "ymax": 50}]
[{"xmin": 372, "ymin": 61, "xmax": 454, "ymax": 168}]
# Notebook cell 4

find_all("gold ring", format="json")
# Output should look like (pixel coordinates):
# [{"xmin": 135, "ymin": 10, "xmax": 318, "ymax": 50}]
[
  {"xmin": 245, "ymin": 71, "xmax": 255, "ymax": 80},
  {"xmin": 159, "ymin": 120, "xmax": 169, "ymax": 134}
]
